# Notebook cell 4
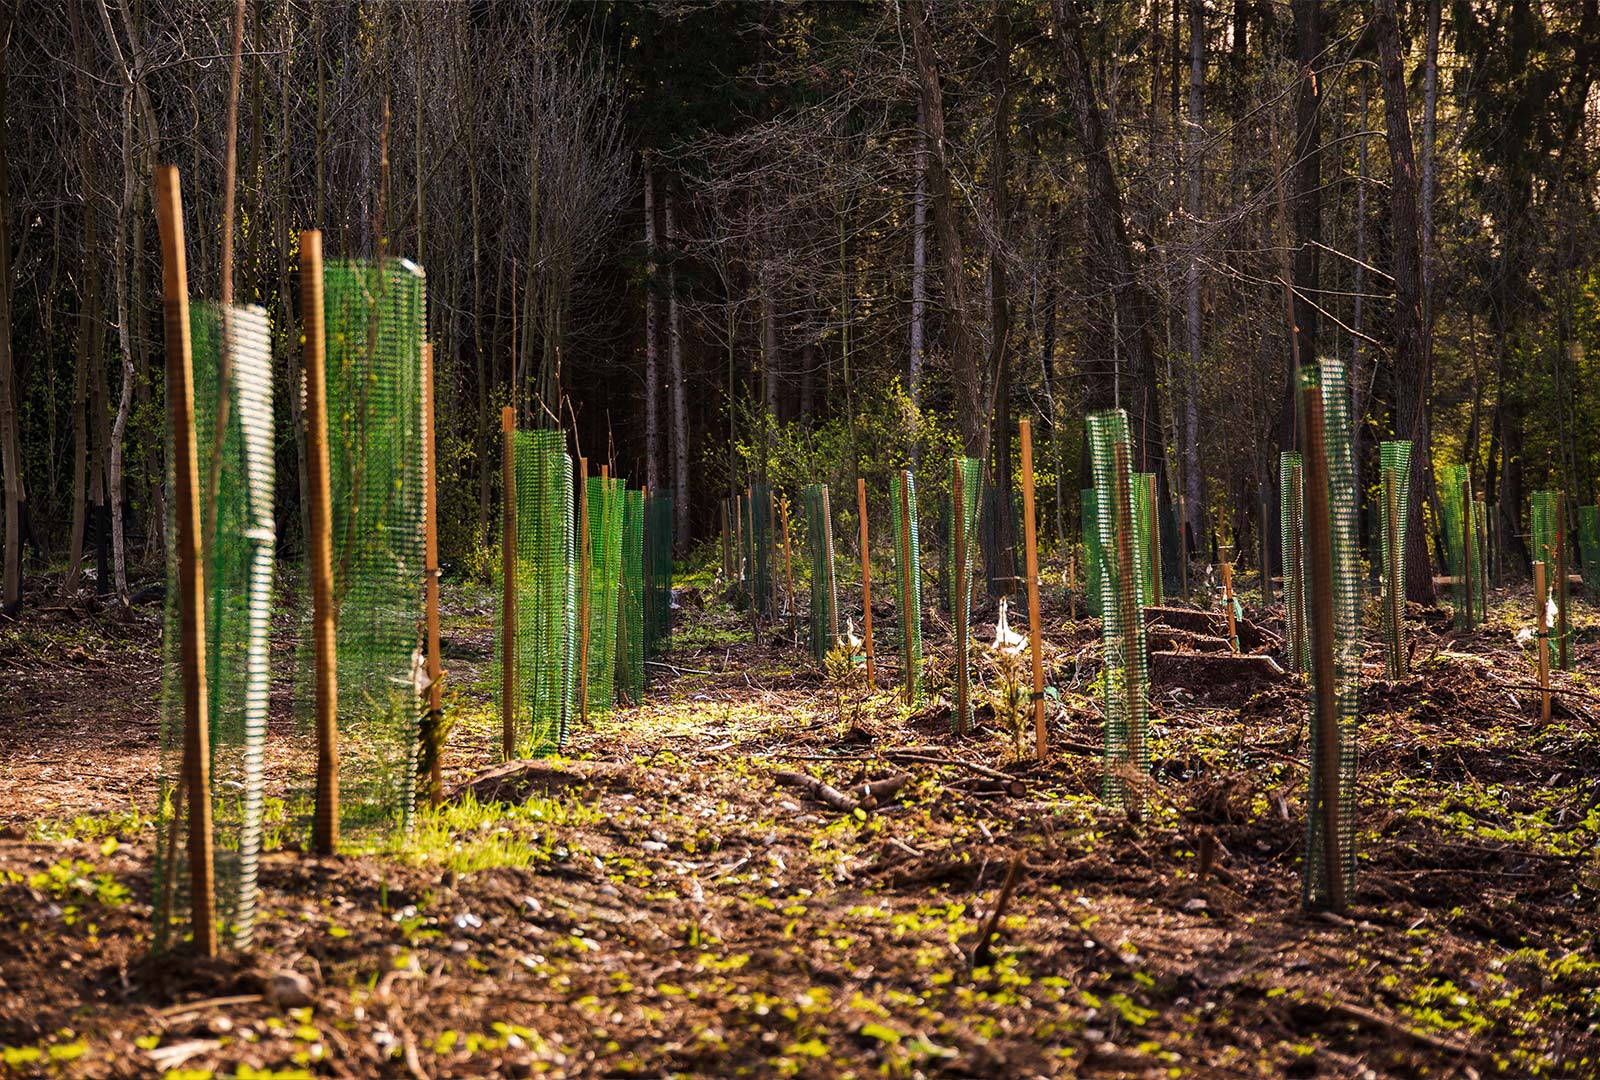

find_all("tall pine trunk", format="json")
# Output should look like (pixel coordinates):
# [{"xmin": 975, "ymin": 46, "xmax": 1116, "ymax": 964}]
[
  {"xmin": 666, "ymin": 185, "xmax": 689, "ymax": 552},
  {"xmin": 1374, "ymin": 0, "xmax": 1436, "ymax": 604},
  {"xmin": 643, "ymin": 154, "xmax": 660, "ymax": 491}
]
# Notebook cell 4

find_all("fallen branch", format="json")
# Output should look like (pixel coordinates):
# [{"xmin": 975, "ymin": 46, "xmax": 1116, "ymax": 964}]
[{"xmin": 972, "ymin": 857, "xmax": 1024, "ymax": 968}]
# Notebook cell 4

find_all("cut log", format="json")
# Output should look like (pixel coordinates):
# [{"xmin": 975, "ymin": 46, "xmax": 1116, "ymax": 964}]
[
  {"xmin": 1147, "ymin": 627, "xmax": 1233, "ymax": 653},
  {"xmin": 1145, "ymin": 605, "xmax": 1282, "ymax": 653}
]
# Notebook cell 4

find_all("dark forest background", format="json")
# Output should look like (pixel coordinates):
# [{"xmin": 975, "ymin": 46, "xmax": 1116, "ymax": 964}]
[{"xmin": 0, "ymin": 0, "xmax": 1597, "ymax": 612}]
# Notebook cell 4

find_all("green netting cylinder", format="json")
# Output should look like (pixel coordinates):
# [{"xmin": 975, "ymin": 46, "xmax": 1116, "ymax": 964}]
[
  {"xmin": 1080, "ymin": 488, "xmax": 1103, "ymax": 618},
  {"xmin": 750, "ymin": 483, "xmax": 774, "ymax": 617},
  {"xmin": 1378, "ymin": 441, "xmax": 1412, "ymax": 679},
  {"xmin": 1280, "ymin": 451, "xmax": 1308, "ymax": 673},
  {"xmin": 889, "ymin": 471, "xmax": 923, "ymax": 705},
  {"xmin": 1300, "ymin": 360, "xmax": 1360, "ymax": 909},
  {"xmin": 1579, "ymin": 503, "xmax": 1600, "ymax": 604},
  {"xmin": 644, "ymin": 491, "xmax": 674, "ymax": 657},
  {"xmin": 158, "ymin": 302, "xmax": 274, "ymax": 951},
  {"xmin": 949, "ymin": 457, "xmax": 982, "ymax": 734},
  {"xmin": 1440, "ymin": 464, "xmax": 1485, "ymax": 629},
  {"xmin": 617, "ymin": 489, "xmax": 646, "ymax": 704},
  {"xmin": 1530, "ymin": 490, "xmax": 1569, "ymax": 670},
  {"xmin": 498, "ymin": 430, "xmax": 575, "ymax": 757},
  {"xmin": 1134, "ymin": 473, "xmax": 1160, "ymax": 605},
  {"xmin": 803, "ymin": 484, "xmax": 838, "ymax": 662},
  {"xmin": 585, "ymin": 476, "xmax": 624, "ymax": 717},
  {"xmin": 306, "ymin": 258, "xmax": 426, "ymax": 842},
  {"xmin": 1087, "ymin": 411, "xmax": 1150, "ymax": 808}
]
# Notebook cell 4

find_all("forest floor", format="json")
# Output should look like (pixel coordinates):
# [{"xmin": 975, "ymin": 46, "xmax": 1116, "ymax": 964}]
[{"xmin": 1, "ymin": 563, "xmax": 1598, "ymax": 1079}]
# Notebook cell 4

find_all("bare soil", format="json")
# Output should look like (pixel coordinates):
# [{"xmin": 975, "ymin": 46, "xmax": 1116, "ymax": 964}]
[{"xmin": 1, "ymin": 572, "xmax": 1597, "ymax": 1078}]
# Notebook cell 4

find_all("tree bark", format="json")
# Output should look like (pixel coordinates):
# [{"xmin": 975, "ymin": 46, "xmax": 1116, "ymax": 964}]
[
  {"xmin": 643, "ymin": 153, "xmax": 660, "ymax": 491},
  {"xmin": 984, "ymin": 7, "xmax": 1016, "ymax": 595},
  {"xmin": 0, "ymin": 14, "xmax": 20, "ymax": 614},
  {"xmin": 908, "ymin": 0, "xmax": 984, "ymax": 458},
  {"xmin": 1374, "ymin": 0, "xmax": 1436, "ymax": 604},
  {"xmin": 909, "ymin": 99, "xmax": 927, "ymax": 449},
  {"xmin": 1290, "ymin": 0, "xmax": 1321, "ymax": 374},
  {"xmin": 666, "ymin": 184, "xmax": 689, "ymax": 552},
  {"xmin": 1050, "ymin": 0, "xmax": 1166, "ymax": 478},
  {"xmin": 1183, "ymin": 0, "xmax": 1205, "ymax": 556}
]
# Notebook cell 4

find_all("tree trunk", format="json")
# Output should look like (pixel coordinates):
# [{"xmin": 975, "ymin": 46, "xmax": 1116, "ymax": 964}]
[
  {"xmin": 908, "ymin": 0, "xmax": 984, "ymax": 458},
  {"xmin": 1050, "ymin": 0, "xmax": 1166, "ymax": 479},
  {"xmin": 1374, "ymin": 0, "xmax": 1436, "ymax": 604},
  {"xmin": 0, "ymin": 17, "xmax": 20, "ymax": 615},
  {"xmin": 909, "ymin": 99, "xmax": 927, "ymax": 448},
  {"xmin": 643, "ymin": 153, "xmax": 660, "ymax": 491},
  {"xmin": 666, "ymin": 185, "xmax": 689, "ymax": 552},
  {"xmin": 1183, "ymin": 0, "xmax": 1205, "ymax": 556},
  {"xmin": 984, "ymin": 7, "xmax": 1016, "ymax": 595},
  {"xmin": 1290, "ymin": 0, "xmax": 1321, "ymax": 374},
  {"xmin": 1420, "ymin": 0, "xmax": 1440, "ymax": 359}
]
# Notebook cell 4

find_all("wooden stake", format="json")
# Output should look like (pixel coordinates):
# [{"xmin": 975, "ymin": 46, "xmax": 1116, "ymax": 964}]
[
  {"xmin": 897, "ymin": 470, "xmax": 917, "ymax": 703},
  {"xmin": 500, "ymin": 407, "xmax": 516, "ymax": 760},
  {"xmin": 720, "ymin": 500, "xmax": 730, "ymax": 582},
  {"xmin": 421, "ymin": 343, "xmax": 444, "ymax": 805},
  {"xmin": 1287, "ymin": 462, "xmax": 1306, "ymax": 670},
  {"xmin": 1300, "ymin": 378, "xmax": 1346, "ymax": 912},
  {"xmin": 1476, "ymin": 496, "xmax": 1490, "ymax": 620},
  {"xmin": 1068, "ymin": 551, "xmax": 1077, "ymax": 622},
  {"xmin": 953, "ymin": 460, "xmax": 970, "ymax": 736},
  {"xmin": 1461, "ymin": 477, "xmax": 1475, "ymax": 632},
  {"xmin": 155, "ymin": 166, "xmax": 216, "ymax": 956},
  {"xmin": 1020, "ymin": 421, "xmax": 1046, "ymax": 760},
  {"xmin": 856, "ymin": 478, "xmax": 875, "ymax": 686},
  {"xmin": 298, "ymin": 230, "xmax": 341, "ymax": 854},
  {"xmin": 1535, "ymin": 561, "xmax": 1552, "ymax": 724},
  {"xmin": 780, "ymin": 496, "xmax": 796, "ymax": 629},
  {"xmin": 578, "ymin": 458, "xmax": 591, "ymax": 724}
]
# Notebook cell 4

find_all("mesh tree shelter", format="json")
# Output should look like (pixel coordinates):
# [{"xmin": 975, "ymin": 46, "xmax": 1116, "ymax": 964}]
[
  {"xmin": 1080, "ymin": 488, "xmax": 1103, "ymax": 618},
  {"xmin": 1135, "ymin": 473, "xmax": 1161, "ymax": 605},
  {"xmin": 890, "ymin": 470, "xmax": 923, "ymax": 705},
  {"xmin": 1299, "ymin": 360, "xmax": 1360, "ymax": 910},
  {"xmin": 1378, "ymin": 441, "xmax": 1413, "ymax": 678},
  {"xmin": 803, "ymin": 484, "xmax": 837, "ymax": 660},
  {"xmin": 949, "ymin": 456, "xmax": 983, "ymax": 734},
  {"xmin": 1530, "ymin": 490, "xmax": 1570, "ymax": 670},
  {"xmin": 1440, "ymin": 464, "xmax": 1485, "ymax": 629},
  {"xmin": 1087, "ymin": 411, "xmax": 1150, "ymax": 810},
  {"xmin": 158, "ymin": 303, "xmax": 274, "ymax": 950},
  {"xmin": 1279, "ymin": 451, "xmax": 1308, "ymax": 672},
  {"xmin": 299, "ymin": 258, "xmax": 426, "ymax": 841},
  {"xmin": 498, "ymin": 430, "xmax": 575, "ymax": 756},
  {"xmin": 1579, "ymin": 503, "xmax": 1600, "ymax": 603},
  {"xmin": 644, "ymin": 491, "xmax": 673, "ymax": 656},
  {"xmin": 803, "ymin": 484, "xmax": 838, "ymax": 661},
  {"xmin": 585, "ymin": 475, "xmax": 624, "ymax": 717},
  {"xmin": 617, "ymin": 488, "xmax": 646, "ymax": 704},
  {"xmin": 749, "ymin": 483, "xmax": 774, "ymax": 617}
]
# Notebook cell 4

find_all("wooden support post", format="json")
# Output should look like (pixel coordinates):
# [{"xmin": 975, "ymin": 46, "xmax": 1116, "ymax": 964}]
[
  {"xmin": 1535, "ymin": 561, "xmax": 1552, "ymax": 724},
  {"xmin": 1260, "ymin": 489, "xmax": 1272, "ymax": 606},
  {"xmin": 780, "ymin": 497, "xmax": 796, "ymax": 629},
  {"xmin": 500, "ymin": 407, "xmax": 516, "ymax": 760},
  {"xmin": 1020, "ymin": 421, "xmax": 1047, "ymax": 760},
  {"xmin": 897, "ymin": 470, "xmax": 916, "ymax": 703},
  {"xmin": 1461, "ymin": 477, "xmax": 1475, "ymax": 632},
  {"xmin": 1476, "ymin": 496, "xmax": 1490, "ymax": 620},
  {"xmin": 155, "ymin": 166, "xmax": 216, "ymax": 955},
  {"xmin": 578, "ymin": 458, "xmax": 591, "ymax": 724},
  {"xmin": 952, "ymin": 459, "xmax": 970, "ymax": 735},
  {"xmin": 1111, "ymin": 440, "xmax": 1143, "ymax": 814},
  {"xmin": 856, "ymin": 478, "xmax": 875, "ymax": 686},
  {"xmin": 720, "ymin": 501, "xmax": 730, "ymax": 582},
  {"xmin": 769, "ymin": 495, "xmax": 781, "ymax": 617},
  {"xmin": 1068, "ymin": 551, "xmax": 1077, "ymax": 622},
  {"xmin": 299, "ymin": 229, "xmax": 340, "ymax": 855},
  {"xmin": 1557, "ymin": 493, "xmax": 1570, "ymax": 671},
  {"xmin": 733, "ymin": 493, "xmax": 744, "ymax": 595},
  {"xmin": 1300, "ymin": 378, "xmax": 1346, "ymax": 912},
  {"xmin": 1286, "ymin": 461, "xmax": 1306, "ymax": 670},
  {"xmin": 422, "ymin": 343, "xmax": 444, "ymax": 804},
  {"xmin": 1385, "ymin": 465, "xmax": 1404, "ymax": 677}
]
